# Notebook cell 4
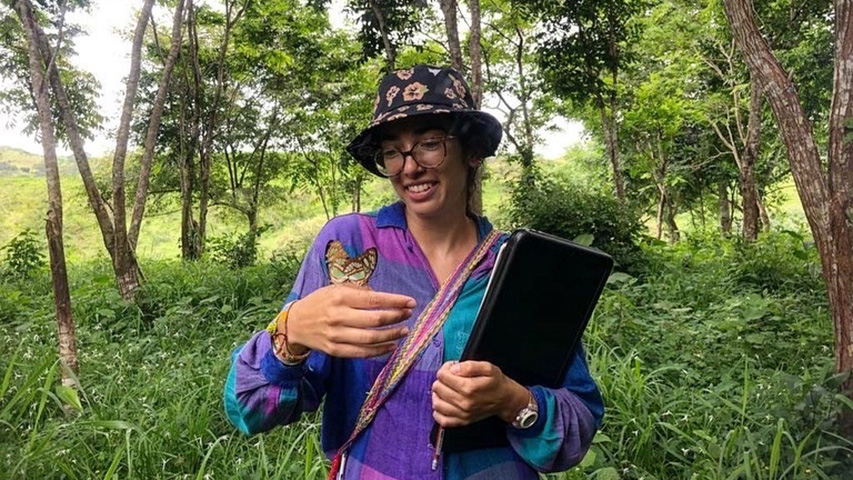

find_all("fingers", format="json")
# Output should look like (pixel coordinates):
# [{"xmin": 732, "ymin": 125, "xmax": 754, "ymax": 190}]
[
  {"xmin": 432, "ymin": 392, "xmax": 469, "ymax": 428},
  {"xmin": 450, "ymin": 361, "xmax": 498, "ymax": 378},
  {"xmin": 327, "ymin": 341, "xmax": 398, "ymax": 359},
  {"xmin": 432, "ymin": 379, "xmax": 468, "ymax": 411},
  {"xmin": 328, "ymin": 325, "xmax": 409, "ymax": 346},
  {"xmin": 346, "ymin": 288, "xmax": 416, "ymax": 310},
  {"xmin": 346, "ymin": 307, "xmax": 413, "ymax": 328}
]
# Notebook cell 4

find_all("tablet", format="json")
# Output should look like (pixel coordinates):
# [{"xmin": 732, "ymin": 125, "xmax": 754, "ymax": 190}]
[{"xmin": 437, "ymin": 228, "xmax": 614, "ymax": 451}]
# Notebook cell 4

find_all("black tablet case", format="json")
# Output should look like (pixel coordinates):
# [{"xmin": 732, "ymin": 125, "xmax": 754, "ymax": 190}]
[{"xmin": 433, "ymin": 229, "xmax": 614, "ymax": 452}]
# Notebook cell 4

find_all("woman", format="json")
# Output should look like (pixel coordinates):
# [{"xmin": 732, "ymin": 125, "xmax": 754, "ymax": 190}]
[{"xmin": 224, "ymin": 65, "xmax": 603, "ymax": 479}]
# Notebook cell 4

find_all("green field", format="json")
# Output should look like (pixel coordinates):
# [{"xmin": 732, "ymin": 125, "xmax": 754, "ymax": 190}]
[{"xmin": 0, "ymin": 153, "xmax": 516, "ymax": 263}]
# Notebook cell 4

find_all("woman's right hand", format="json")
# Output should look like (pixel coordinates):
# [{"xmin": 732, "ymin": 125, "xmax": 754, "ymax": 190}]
[{"xmin": 285, "ymin": 284, "xmax": 416, "ymax": 358}]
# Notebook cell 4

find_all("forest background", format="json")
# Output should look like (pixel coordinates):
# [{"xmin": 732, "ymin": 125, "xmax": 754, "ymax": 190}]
[{"xmin": 1, "ymin": 0, "xmax": 853, "ymax": 478}]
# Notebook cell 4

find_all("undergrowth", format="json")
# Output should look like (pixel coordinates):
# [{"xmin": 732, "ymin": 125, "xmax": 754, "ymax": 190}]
[{"xmin": 1, "ymin": 230, "xmax": 851, "ymax": 479}]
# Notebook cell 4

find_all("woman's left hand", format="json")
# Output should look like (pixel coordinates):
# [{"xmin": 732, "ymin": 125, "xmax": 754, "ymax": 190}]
[{"xmin": 431, "ymin": 361, "xmax": 530, "ymax": 428}]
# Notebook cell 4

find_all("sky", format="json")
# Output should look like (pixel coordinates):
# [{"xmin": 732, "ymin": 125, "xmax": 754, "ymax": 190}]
[{"xmin": 0, "ymin": 0, "xmax": 582, "ymax": 159}]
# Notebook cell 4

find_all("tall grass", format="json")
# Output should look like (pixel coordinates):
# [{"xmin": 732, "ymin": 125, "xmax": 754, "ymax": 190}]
[{"xmin": 1, "ymin": 230, "xmax": 851, "ymax": 479}]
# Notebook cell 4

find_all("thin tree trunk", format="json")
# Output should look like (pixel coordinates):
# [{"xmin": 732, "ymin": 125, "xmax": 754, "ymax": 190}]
[
  {"xmin": 756, "ymin": 188, "xmax": 770, "ymax": 230},
  {"xmin": 665, "ymin": 198, "xmax": 680, "ymax": 243},
  {"xmin": 16, "ymin": 0, "xmax": 78, "ymax": 387},
  {"xmin": 185, "ymin": 0, "xmax": 203, "ymax": 259},
  {"xmin": 369, "ymin": 0, "xmax": 396, "ymax": 70},
  {"xmin": 723, "ymin": 0, "xmax": 853, "ymax": 433},
  {"xmin": 129, "ymin": 0, "xmax": 186, "ymax": 248},
  {"xmin": 439, "ymin": 0, "xmax": 464, "ymax": 73},
  {"xmin": 110, "ymin": 0, "xmax": 156, "ymax": 299},
  {"xmin": 28, "ymin": 8, "xmax": 116, "ymax": 259},
  {"xmin": 468, "ymin": 0, "xmax": 483, "ymax": 108},
  {"xmin": 462, "ymin": 0, "xmax": 485, "ymax": 214},
  {"xmin": 719, "ymin": 179, "xmax": 732, "ymax": 235},
  {"xmin": 598, "ymin": 99, "xmax": 624, "ymax": 202},
  {"xmin": 741, "ymin": 75, "xmax": 762, "ymax": 241}
]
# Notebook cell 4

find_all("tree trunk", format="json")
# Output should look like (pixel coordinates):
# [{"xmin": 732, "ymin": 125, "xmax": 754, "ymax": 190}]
[
  {"xmin": 29, "ymin": 9, "xmax": 116, "ymax": 259},
  {"xmin": 129, "ymin": 0, "xmax": 186, "ymax": 248},
  {"xmin": 756, "ymin": 188, "xmax": 770, "ymax": 230},
  {"xmin": 184, "ymin": 0, "xmax": 203, "ymax": 260},
  {"xmin": 466, "ymin": 0, "xmax": 486, "ymax": 215},
  {"xmin": 598, "ymin": 100, "xmax": 624, "ymax": 202},
  {"xmin": 110, "ymin": 0, "xmax": 156, "ymax": 299},
  {"xmin": 369, "ymin": 0, "xmax": 396, "ymax": 70},
  {"xmin": 741, "ymin": 75, "xmax": 762, "ymax": 241},
  {"xmin": 439, "ymin": 0, "xmax": 464, "ymax": 73},
  {"xmin": 468, "ymin": 0, "xmax": 483, "ymax": 108},
  {"xmin": 723, "ymin": 0, "xmax": 853, "ymax": 433},
  {"xmin": 16, "ymin": 0, "xmax": 78, "ymax": 387},
  {"xmin": 719, "ymin": 179, "xmax": 732, "ymax": 235},
  {"xmin": 665, "ymin": 198, "xmax": 680, "ymax": 243}
]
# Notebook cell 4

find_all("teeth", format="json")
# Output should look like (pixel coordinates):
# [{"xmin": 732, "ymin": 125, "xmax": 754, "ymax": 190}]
[{"xmin": 407, "ymin": 183, "xmax": 433, "ymax": 193}]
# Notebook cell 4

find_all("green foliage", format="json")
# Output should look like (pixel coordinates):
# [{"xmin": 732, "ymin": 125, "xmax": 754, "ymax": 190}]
[
  {"xmin": 0, "ymin": 258, "xmax": 309, "ymax": 479},
  {"xmin": 1, "ymin": 233, "xmax": 849, "ymax": 479},
  {"xmin": 507, "ymin": 173, "xmax": 646, "ymax": 272},
  {"xmin": 207, "ymin": 225, "xmax": 271, "ymax": 270},
  {"xmin": 1, "ymin": 229, "xmax": 46, "ymax": 279}
]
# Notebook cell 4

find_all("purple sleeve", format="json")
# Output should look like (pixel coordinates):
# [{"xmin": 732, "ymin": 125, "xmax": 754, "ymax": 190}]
[
  {"xmin": 505, "ymin": 344, "xmax": 603, "ymax": 472},
  {"xmin": 224, "ymin": 221, "xmax": 340, "ymax": 435}
]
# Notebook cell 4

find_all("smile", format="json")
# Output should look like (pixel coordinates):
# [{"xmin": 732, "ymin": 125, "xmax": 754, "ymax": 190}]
[{"xmin": 406, "ymin": 182, "xmax": 437, "ymax": 193}]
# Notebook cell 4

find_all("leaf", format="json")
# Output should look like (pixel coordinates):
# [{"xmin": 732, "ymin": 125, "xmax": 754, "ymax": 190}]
[
  {"xmin": 55, "ymin": 385, "xmax": 83, "ymax": 413},
  {"xmin": 591, "ymin": 467, "xmax": 620, "ymax": 480},
  {"xmin": 835, "ymin": 393, "xmax": 853, "ymax": 411},
  {"xmin": 90, "ymin": 420, "xmax": 138, "ymax": 431},
  {"xmin": 579, "ymin": 448, "xmax": 596, "ymax": 468},
  {"xmin": 607, "ymin": 272, "xmax": 633, "ymax": 284},
  {"xmin": 573, "ymin": 233, "xmax": 594, "ymax": 246}
]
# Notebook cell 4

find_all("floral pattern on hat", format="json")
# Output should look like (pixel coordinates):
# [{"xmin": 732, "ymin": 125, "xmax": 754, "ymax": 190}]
[
  {"xmin": 386, "ymin": 86, "xmax": 400, "ymax": 106},
  {"xmin": 385, "ymin": 113, "xmax": 409, "ymax": 122},
  {"xmin": 403, "ymin": 82, "xmax": 428, "ymax": 101},
  {"xmin": 452, "ymin": 77, "xmax": 466, "ymax": 98},
  {"xmin": 346, "ymin": 65, "xmax": 502, "ymax": 177}
]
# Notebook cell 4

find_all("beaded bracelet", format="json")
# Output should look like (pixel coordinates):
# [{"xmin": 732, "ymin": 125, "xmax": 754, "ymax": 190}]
[{"xmin": 266, "ymin": 301, "xmax": 310, "ymax": 365}]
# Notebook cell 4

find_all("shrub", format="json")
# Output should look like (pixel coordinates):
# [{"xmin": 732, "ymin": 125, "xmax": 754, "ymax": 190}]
[
  {"xmin": 1, "ymin": 229, "xmax": 46, "ymax": 279},
  {"xmin": 506, "ymin": 175, "xmax": 646, "ymax": 272},
  {"xmin": 207, "ymin": 225, "xmax": 270, "ymax": 269}
]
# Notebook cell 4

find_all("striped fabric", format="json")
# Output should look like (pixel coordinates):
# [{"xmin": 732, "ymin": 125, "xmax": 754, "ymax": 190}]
[{"xmin": 224, "ymin": 202, "xmax": 604, "ymax": 479}]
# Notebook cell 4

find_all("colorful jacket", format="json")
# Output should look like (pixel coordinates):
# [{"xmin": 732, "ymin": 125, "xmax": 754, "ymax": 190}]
[{"xmin": 224, "ymin": 202, "xmax": 604, "ymax": 479}]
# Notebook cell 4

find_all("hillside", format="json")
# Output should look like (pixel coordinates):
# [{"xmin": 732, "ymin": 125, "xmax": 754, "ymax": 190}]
[{"xmin": 0, "ymin": 146, "xmax": 78, "ymax": 177}]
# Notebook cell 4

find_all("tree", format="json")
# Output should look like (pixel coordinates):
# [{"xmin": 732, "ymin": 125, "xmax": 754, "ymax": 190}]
[
  {"xmin": 722, "ymin": 0, "xmax": 853, "ymax": 432},
  {"xmin": 14, "ymin": 0, "xmax": 78, "ymax": 390},
  {"xmin": 480, "ymin": 0, "xmax": 558, "ymax": 176},
  {"xmin": 525, "ymin": 0, "xmax": 646, "ymax": 203},
  {"xmin": 438, "ymin": 0, "xmax": 464, "ymax": 71},
  {"xmin": 347, "ymin": 0, "xmax": 425, "ymax": 71},
  {"xmin": 8, "ymin": 0, "xmax": 187, "ymax": 299}
]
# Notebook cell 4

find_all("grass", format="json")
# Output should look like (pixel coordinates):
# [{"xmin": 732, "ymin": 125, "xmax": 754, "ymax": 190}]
[
  {"xmin": 2, "ymin": 151, "xmax": 851, "ymax": 479},
  {"xmin": 1, "ymin": 228, "xmax": 852, "ymax": 479}
]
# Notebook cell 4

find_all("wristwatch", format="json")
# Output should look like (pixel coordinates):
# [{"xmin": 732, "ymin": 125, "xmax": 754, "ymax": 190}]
[{"xmin": 511, "ymin": 389, "xmax": 539, "ymax": 429}]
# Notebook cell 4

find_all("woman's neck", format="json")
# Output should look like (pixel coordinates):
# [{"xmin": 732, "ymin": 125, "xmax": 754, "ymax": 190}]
[{"xmin": 405, "ymin": 206, "xmax": 478, "ymax": 281}]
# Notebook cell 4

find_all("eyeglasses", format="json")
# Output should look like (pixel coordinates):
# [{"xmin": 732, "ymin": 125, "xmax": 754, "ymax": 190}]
[{"xmin": 373, "ymin": 136, "xmax": 456, "ymax": 177}]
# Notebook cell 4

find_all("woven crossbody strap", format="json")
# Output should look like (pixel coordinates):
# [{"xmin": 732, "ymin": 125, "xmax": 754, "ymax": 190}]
[{"xmin": 327, "ymin": 230, "xmax": 501, "ymax": 480}]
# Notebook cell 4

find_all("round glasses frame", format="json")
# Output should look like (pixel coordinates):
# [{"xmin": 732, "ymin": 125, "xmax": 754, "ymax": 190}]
[{"xmin": 373, "ymin": 135, "xmax": 457, "ymax": 177}]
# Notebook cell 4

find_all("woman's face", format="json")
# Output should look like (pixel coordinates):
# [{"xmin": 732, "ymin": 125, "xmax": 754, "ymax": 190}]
[{"xmin": 378, "ymin": 116, "xmax": 476, "ymax": 222}]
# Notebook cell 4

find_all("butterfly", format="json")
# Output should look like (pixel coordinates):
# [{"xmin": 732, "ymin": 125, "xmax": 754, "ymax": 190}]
[{"xmin": 325, "ymin": 240, "xmax": 378, "ymax": 287}]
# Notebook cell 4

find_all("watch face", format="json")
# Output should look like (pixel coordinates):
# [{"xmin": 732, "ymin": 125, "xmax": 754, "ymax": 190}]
[{"xmin": 519, "ymin": 410, "xmax": 538, "ymax": 429}]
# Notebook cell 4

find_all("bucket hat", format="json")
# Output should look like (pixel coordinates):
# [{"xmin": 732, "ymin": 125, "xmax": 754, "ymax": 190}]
[{"xmin": 346, "ymin": 64, "xmax": 503, "ymax": 176}]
